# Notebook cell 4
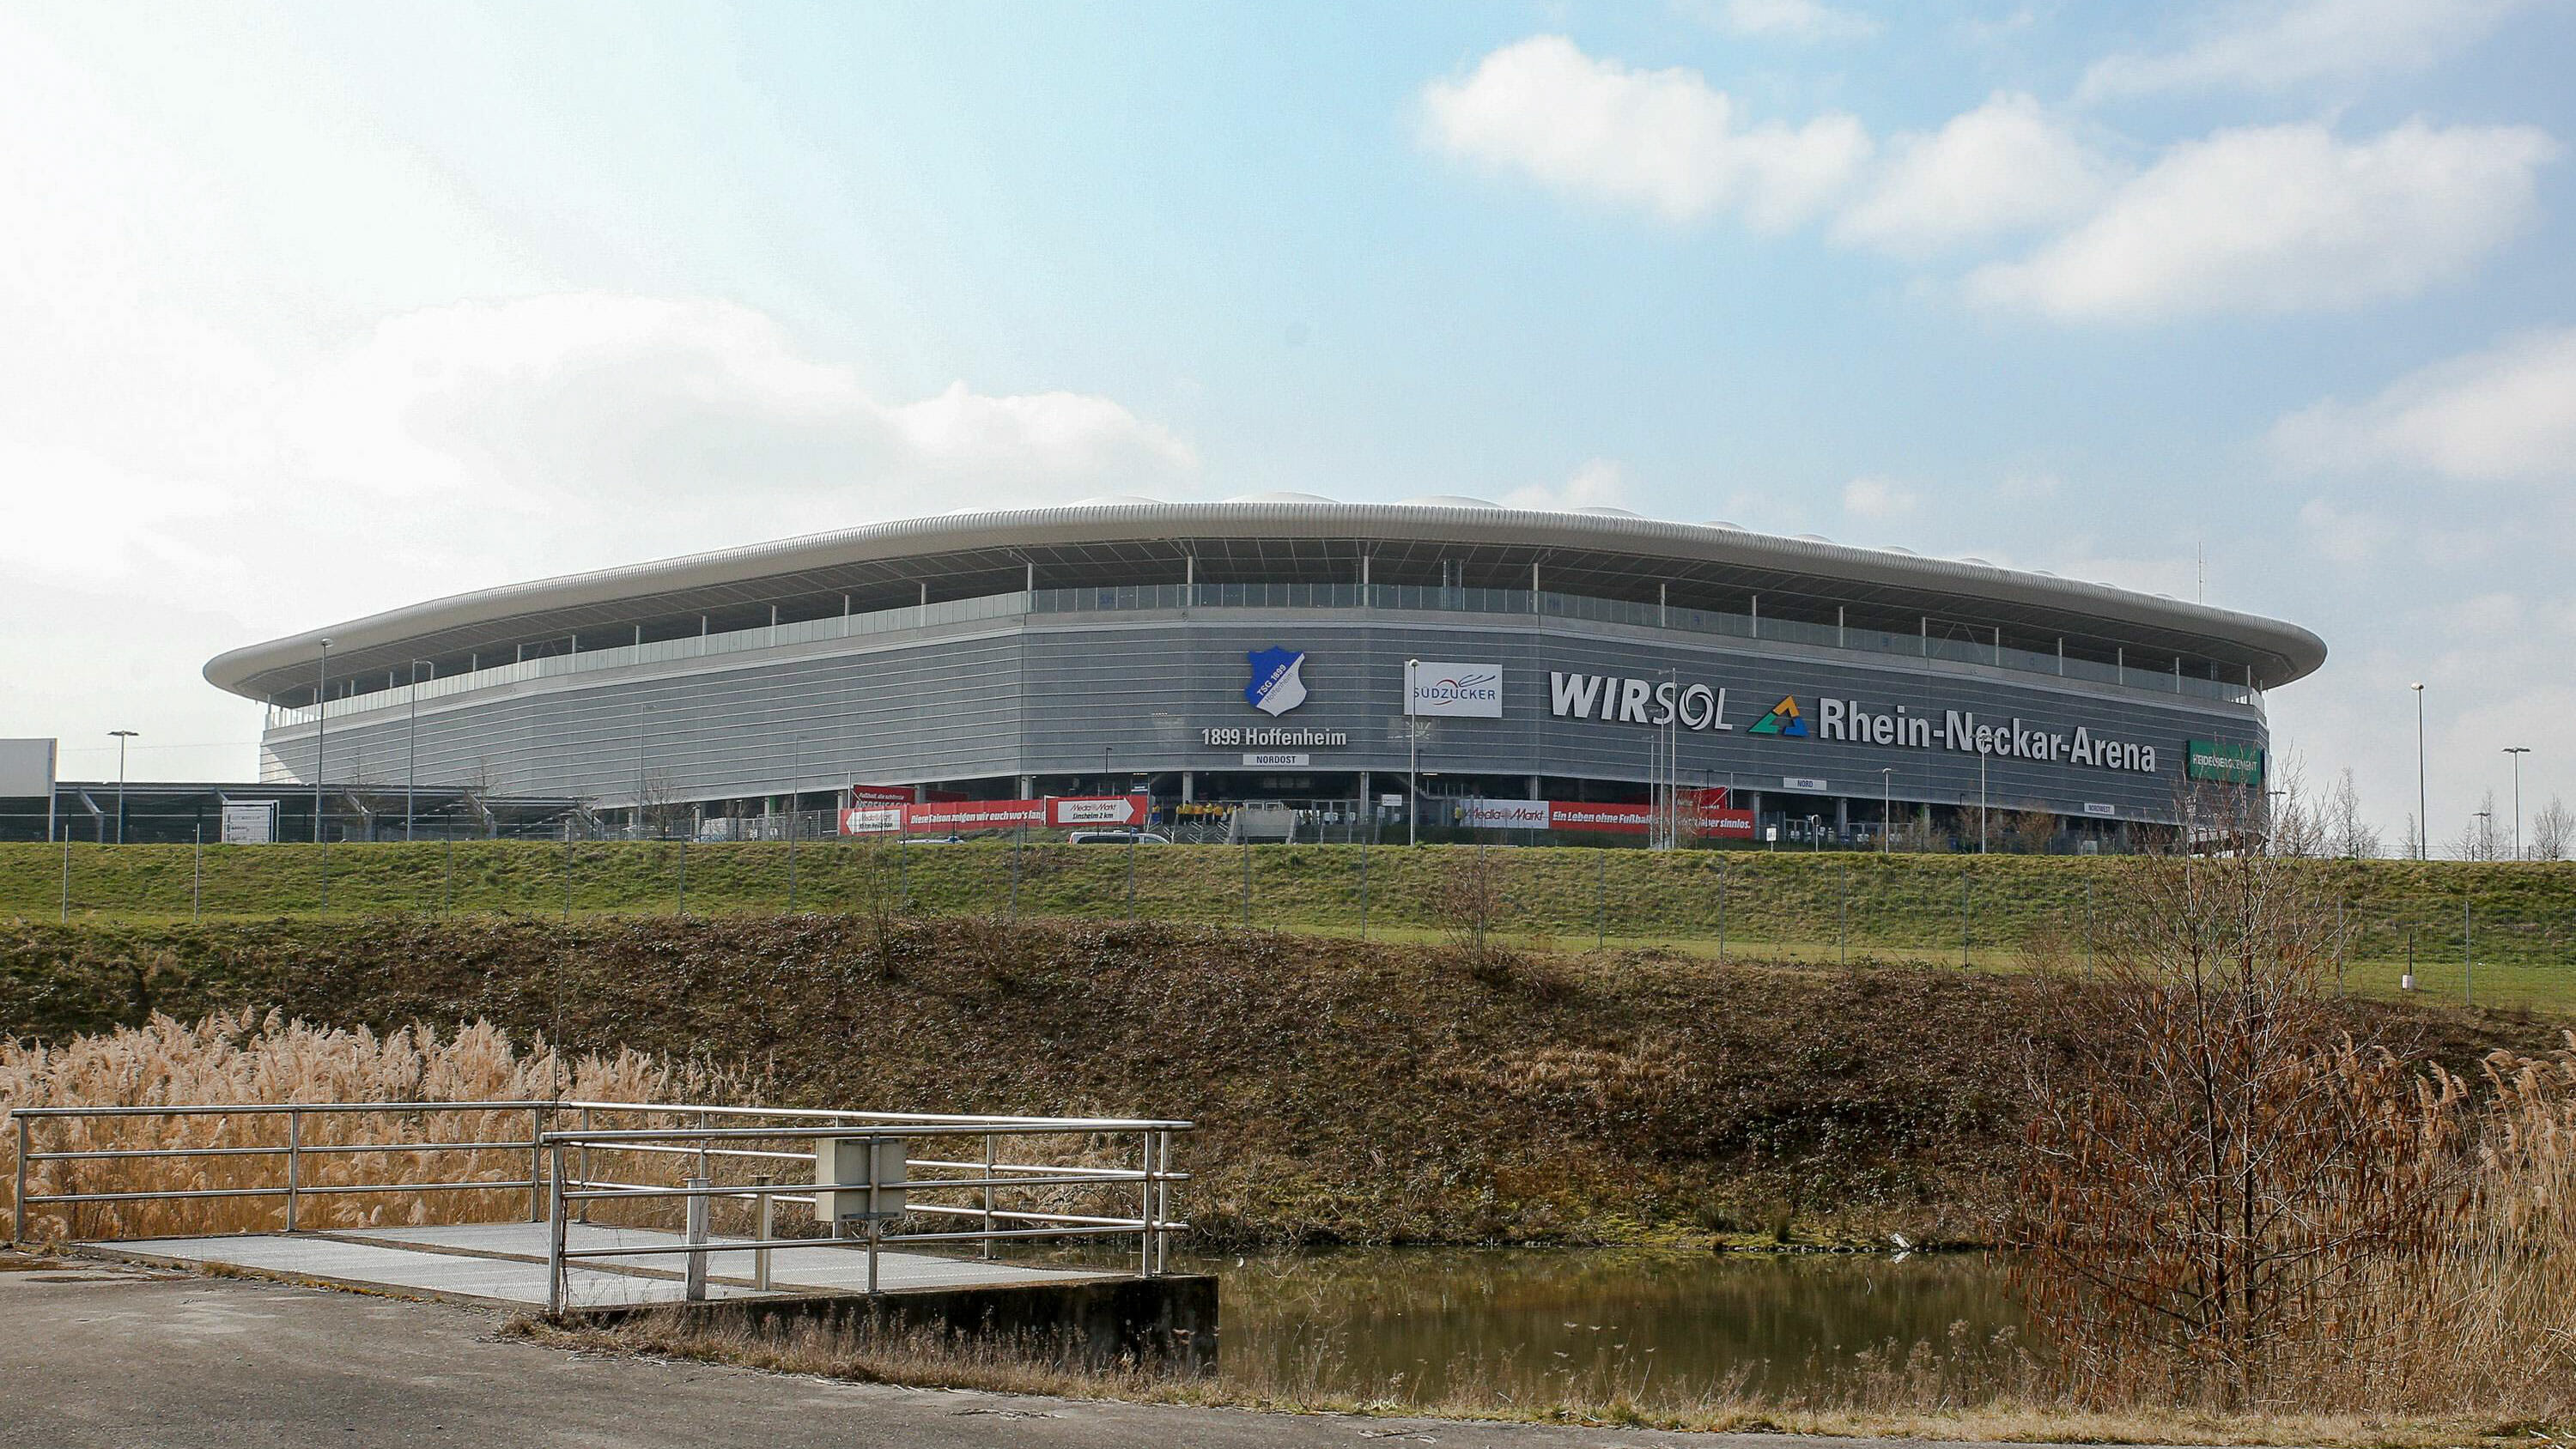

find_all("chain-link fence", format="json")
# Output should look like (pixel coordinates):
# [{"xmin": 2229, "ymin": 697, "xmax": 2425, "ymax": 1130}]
[{"xmin": 6, "ymin": 838, "xmax": 2571, "ymax": 1009}]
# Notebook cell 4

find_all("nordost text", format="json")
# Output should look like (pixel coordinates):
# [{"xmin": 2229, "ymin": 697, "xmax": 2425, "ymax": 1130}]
[{"xmin": 1817, "ymin": 699, "xmax": 2157, "ymax": 773}]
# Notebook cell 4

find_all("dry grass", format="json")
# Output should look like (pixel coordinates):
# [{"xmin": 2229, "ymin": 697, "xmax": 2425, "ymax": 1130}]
[
  {"xmin": 2, "ymin": 1009, "xmax": 749, "ymax": 1242},
  {"xmin": 515, "ymin": 1307, "xmax": 2573, "ymax": 1447}
]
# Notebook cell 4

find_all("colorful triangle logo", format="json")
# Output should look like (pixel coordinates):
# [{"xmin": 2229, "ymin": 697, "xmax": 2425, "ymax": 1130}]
[{"xmin": 1748, "ymin": 695, "xmax": 1807, "ymax": 737}]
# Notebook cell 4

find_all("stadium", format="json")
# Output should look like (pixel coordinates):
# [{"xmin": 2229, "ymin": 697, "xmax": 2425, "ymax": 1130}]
[{"xmin": 201, "ymin": 498, "xmax": 2322, "ymax": 846}]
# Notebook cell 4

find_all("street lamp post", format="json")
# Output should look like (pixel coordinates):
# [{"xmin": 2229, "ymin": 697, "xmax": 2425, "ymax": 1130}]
[
  {"xmin": 1405, "ymin": 658, "xmax": 1419, "ymax": 847},
  {"xmin": 2410, "ymin": 683, "xmax": 2427, "ymax": 860},
  {"xmin": 2505, "ymin": 747, "xmax": 2531, "ymax": 861},
  {"xmin": 2476, "ymin": 809, "xmax": 2495, "ymax": 862},
  {"xmin": 315, "ymin": 638, "xmax": 333, "ymax": 844},
  {"xmin": 405, "ymin": 659, "xmax": 432, "ymax": 842},
  {"xmin": 109, "ymin": 731, "xmax": 138, "ymax": 845}
]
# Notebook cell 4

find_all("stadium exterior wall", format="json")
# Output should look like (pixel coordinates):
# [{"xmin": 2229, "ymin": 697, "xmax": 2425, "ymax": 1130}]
[{"xmin": 252, "ymin": 598, "xmax": 2268, "ymax": 829}]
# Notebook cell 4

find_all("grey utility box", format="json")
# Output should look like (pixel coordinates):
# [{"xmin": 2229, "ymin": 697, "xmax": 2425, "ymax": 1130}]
[{"xmin": 813, "ymin": 1136, "xmax": 908, "ymax": 1224}]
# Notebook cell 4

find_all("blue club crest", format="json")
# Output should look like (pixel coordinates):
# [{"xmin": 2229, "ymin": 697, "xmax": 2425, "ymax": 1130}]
[{"xmin": 1244, "ymin": 647, "xmax": 1309, "ymax": 716}]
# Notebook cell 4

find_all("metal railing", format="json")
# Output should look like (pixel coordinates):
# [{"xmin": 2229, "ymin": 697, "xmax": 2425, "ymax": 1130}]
[{"xmin": 9, "ymin": 1098, "xmax": 1192, "ymax": 1315}]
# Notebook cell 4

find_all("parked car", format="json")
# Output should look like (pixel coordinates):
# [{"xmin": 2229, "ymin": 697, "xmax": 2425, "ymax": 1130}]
[{"xmin": 1067, "ymin": 829, "xmax": 1170, "ymax": 845}]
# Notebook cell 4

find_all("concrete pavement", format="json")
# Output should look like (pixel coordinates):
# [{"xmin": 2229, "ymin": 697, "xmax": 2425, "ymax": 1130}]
[{"xmin": 0, "ymin": 1258, "xmax": 2154, "ymax": 1449}]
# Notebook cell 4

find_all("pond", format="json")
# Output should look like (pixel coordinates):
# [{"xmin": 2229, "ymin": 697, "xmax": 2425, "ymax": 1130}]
[{"xmin": 1177, "ymin": 1246, "xmax": 2023, "ymax": 1403}]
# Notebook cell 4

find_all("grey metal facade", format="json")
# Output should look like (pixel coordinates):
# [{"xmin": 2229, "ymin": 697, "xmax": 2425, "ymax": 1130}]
[{"xmin": 258, "ymin": 598, "xmax": 2266, "ymax": 824}]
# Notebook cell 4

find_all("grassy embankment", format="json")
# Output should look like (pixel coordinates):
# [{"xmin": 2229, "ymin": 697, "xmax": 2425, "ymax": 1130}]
[
  {"xmin": 4, "ymin": 913, "xmax": 2555, "ymax": 1247},
  {"xmin": 7, "ymin": 840, "xmax": 2575, "ymax": 1008}
]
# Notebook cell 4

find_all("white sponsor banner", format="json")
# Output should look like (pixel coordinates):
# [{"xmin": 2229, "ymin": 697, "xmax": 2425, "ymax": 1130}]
[
  {"xmin": 1243, "ymin": 752, "xmax": 1309, "ymax": 767},
  {"xmin": 221, "ymin": 801, "xmax": 276, "ymax": 845},
  {"xmin": 0, "ymin": 738, "xmax": 55, "ymax": 797},
  {"xmin": 1051, "ymin": 795, "xmax": 1145, "ymax": 826},
  {"xmin": 1406, "ymin": 662, "xmax": 1504, "ymax": 718},
  {"xmin": 1458, "ymin": 797, "xmax": 1552, "ymax": 830},
  {"xmin": 840, "ymin": 806, "xmax": 905, "ymax": 834}
]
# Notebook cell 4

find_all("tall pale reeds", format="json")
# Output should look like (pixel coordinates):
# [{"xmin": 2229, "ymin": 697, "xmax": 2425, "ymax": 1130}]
[{"xmin": 3, "ymin": 1009, "xmax": 744, "ymax": 1242}]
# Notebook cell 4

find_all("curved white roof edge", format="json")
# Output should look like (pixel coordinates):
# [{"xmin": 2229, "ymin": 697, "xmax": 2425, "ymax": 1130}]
[{"xmin": 205, "ymin": 499, "xmax": 2326, "ymax": 694}]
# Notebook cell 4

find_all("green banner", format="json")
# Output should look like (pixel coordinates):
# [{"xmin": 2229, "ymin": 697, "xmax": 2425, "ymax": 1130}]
[{"xmin": 2184, "ymin": 737, "xmax": 2264, "ymax": 785}]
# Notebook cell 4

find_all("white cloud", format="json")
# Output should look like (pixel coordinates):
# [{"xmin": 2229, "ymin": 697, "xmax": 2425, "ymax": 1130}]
[
  {"xmin": 1842, "ymin": 475, "xmax": 1920, "ymax": 518},
  {"xmin": 2298, "ymin": 497, "xmax": 2397, "ymax": 563},
  {"xmin": 1996, "ymin": 471, "xmax": 2062, "ymax": 500},
  {"xmin": 1502, "ymin": 458, "xmax": 1632, "ymax": 512},
  {"xmin": 283, "ymin": 294, "xmax": 1196, "ymax": 517},
  {"xmin": 1834, "ymin": 93, "xmax": 2120, "ymax": 255},
  {"xmin": 1965, "ymin": 121, "xmax": 2556, "ymax": 321},
  {"xmin": 1707, "ymin": 0, "xmax": 1881, "ymax": 42},
  {"xmin": 1419, "ymin": 35, "xmax": 1871, "ymax": 229},
  {"xmin": 2079, "ymin": 0, "xmax": 2543, "ymax": 100},
  {"xmin": 2271, "ymin": 328, "xmax": 2576, "ymax": 484}
]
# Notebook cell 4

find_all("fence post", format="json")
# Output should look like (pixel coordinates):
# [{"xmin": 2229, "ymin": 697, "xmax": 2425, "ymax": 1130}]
[
  {"xmin": 284, "ymin": 1108, "xmax": 301, "ymax": 1233},
  {"xmin": 562, "ymin": 837, "xmax": 573, "ymax": 921},
  {"xmin": 1838, "ymin": 862, "xmax": 1848, "ymax": 965},
  {"xmin": 787, "ymin": 820, "xmax": 799, "ymax": 912},
  {"xmin": 896, "ymin": 832, "xmax": 909, "ymax": 913},
  {"xmin": 1358, "ymin": 832, "xmax": 1370, "ymax": 941},
  {"xmin": 1595, "ymin": 848, "xmax": 1606, "ymax": 951},
  {"xmin": 754, "ymin": 1173, "xmax": 775, "ymax": 1290},
  {"xmin": 2464, "ymin": 899, "xmax": 2473, "ymax": 1008},
  {"xmin": 545, "ymin": 1142, "xmax": 568, "ymax": 1318},
  {"xmin": 1960, "ymin": 864, "xmax": 1971, "ymax": 969},
  {"xmin": 683, "ymin": 1175, "xmax": 710, "ymax": 1301},
  {"xmin": 1241, "ymin": 838, "xmax": 1251, "ymax": 930},
  {"xmin": 192, "ymin": 826, "xmax": 203, "ymax": 920},
  {"xmin": 2335, "ymin": 898, "xmax": 2345, "ymax": 996},
  {"xmin": 677, "ymin": 837, "xmax": 688, "ymax": 915},
  {"xmin": 528, "ymin": 1106, "xmax": 549, "ymax": 1222},
  {"xmin": 1127, "ymin": 831, "xmax": 1137, "ymax": 921},
  {"xmin": 59, "ymin": 838, "xmax": 69, "ymax": 922},
  {"xmin": 13, "ymin": 1115, "xmax": 28, "ymax": 1246},
  {"xmin": 1716, "ymin": 852, "xmax": 1726, "ymax": 962},
  {"xmin": 1138, "ymin": 1132, "xmax": 1155, "ymax": 1278},
  {"xmin": 443, "ymin": 835, "xmax": 453, "ymax": 913},
  {"xmin": 1010, "ymin": 830, "xmax": 1022, "ymax": 920},
  {"xmin": 2084, "ymin": 878, "xmax": 2094, "ymax": 979},
  {"xmin": 981, "ymin": 1132, "xmax": 996, "ymax": 1261}
]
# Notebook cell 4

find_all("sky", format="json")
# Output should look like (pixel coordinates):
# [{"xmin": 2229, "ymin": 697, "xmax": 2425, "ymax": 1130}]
[{"xmin": 3, "ymin": 0, "xmax": 2572, "ymax": 853}]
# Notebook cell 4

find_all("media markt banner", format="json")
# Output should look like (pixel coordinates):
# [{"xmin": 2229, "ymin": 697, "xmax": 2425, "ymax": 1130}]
[{"xmin": 2184, "ymin": 738, "xmax": 2265, "ymax": 785}]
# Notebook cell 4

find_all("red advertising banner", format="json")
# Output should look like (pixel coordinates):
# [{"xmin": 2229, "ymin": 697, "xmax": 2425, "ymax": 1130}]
[
  {"xmin": 901, "ymin": 798, "xmax": 1047, "ymax": 833},
  {"xmin": 1045, "ymin": 794, "xmax": 1151, "ymax": 828},
  {"xmin": 848, "ymin": 784, "xmax": 913, "ymax": 804},
  {"xmin": 1544, "ymin": 800, "xmax": 1757, "ymax": 836}
]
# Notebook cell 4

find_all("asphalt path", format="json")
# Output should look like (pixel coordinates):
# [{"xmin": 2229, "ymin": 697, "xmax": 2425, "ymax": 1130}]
[{"xmin": 0, "ymin": 1260, "xmax": 2169, "ymax": 1449}]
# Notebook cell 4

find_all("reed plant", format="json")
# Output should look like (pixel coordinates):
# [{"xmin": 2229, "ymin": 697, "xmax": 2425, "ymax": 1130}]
[{"xmin": 3, "ymin": 1009, "xmax": 747, "ymax": 1242}]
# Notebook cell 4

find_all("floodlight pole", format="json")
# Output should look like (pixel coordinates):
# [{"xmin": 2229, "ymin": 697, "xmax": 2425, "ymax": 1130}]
[
  {"xmin": 109, "ymin": 731, "xmax": 138, "ymax": 845},
  {"xmin": 2504, "ymin": 747, "xmax": 2531, "ymax": 861},
  {"xmin": 2410, "ymin": 683, "xmax": 2427, "ymax": 859},
  {"xmin": 314, "ymin": 638, "xmax": 332, "ymax": 843}
]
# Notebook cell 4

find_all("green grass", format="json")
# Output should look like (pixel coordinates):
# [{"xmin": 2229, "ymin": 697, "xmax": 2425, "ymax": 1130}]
[{"xmin": 7, "ymin": 839, "xmax": 2573, "ymax": 1009}]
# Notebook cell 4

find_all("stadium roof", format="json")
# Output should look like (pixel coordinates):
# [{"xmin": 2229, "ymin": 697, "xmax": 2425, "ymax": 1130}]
[{"xmin": 206, "ymin": 498, "xmax": 2328, "ymax": 703}]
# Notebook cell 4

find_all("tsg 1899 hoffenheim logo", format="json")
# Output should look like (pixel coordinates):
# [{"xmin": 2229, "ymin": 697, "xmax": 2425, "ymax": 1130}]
[{"xmin": 1244, "ymin": 647, "xmax": 1309, "ymax": 716}]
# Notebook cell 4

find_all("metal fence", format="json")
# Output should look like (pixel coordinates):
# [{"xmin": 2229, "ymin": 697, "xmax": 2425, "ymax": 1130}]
[
  {"xmin": 9, "ymin": 1099, "xmax": 1191, "ymax": 1313},
  {"xmin": 7, "ymin": 838, "xmax": 2573, "ymax": 1009}
]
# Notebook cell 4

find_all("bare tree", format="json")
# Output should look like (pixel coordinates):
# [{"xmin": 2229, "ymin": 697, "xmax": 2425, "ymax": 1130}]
[
  {"xmin": 2324, "ymin": 767, "xmax": 2381, "ymax": 859},
  {"xmin": 2003, "ymin": 803, "xmax": 2058, "ymax": 855},
  {"xmin": 2449, "ymin": 788, "xmax": 2503, "ymax": 861},
  {"xmin": 2531, "ymin": 797, "xmax": 2575, "ymax": 862},
  {"xmin": 2013, "ymin": 785, "xmax": 2474, "ymax": 1408},
  {"xmin": 2261, "ymin": 750, "xmax": 2328, "ymax": 858}
]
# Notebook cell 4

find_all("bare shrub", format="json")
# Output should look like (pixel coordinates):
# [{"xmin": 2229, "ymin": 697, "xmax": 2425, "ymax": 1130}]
[{"xmin": 2010, "ymin": 787, "xmax": 2576, "ymax": 1414}]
